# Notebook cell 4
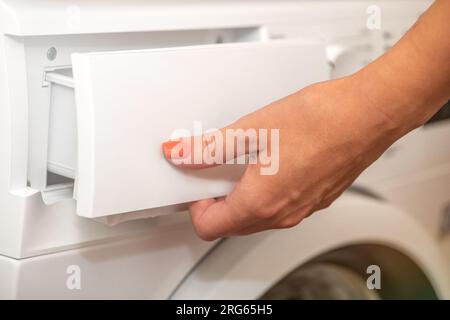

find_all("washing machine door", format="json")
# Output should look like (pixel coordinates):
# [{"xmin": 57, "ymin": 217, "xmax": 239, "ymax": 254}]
[{"xmin": 171, "ymin": 193, "xmax": 450, "ymax": 300}]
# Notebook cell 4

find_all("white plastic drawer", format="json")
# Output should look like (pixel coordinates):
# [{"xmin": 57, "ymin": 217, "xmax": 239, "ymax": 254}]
[{"xmin": 45, "ymin": 40, "xmax": 329, "ymax": 218}]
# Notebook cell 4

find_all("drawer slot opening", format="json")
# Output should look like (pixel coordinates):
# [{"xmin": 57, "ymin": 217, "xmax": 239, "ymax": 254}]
[
  {"xmin": 45, "ymin": 68, "xmax": 77, "ymax": 180},
  {"xmin": 34, "ymin": 68, "xmax": 77, "ymax": 204}
]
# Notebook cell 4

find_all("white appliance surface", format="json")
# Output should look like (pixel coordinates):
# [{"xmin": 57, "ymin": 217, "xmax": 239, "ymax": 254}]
[{"xmin": 1, "ymin": 0, "xmax": 448, "ymax": 300}]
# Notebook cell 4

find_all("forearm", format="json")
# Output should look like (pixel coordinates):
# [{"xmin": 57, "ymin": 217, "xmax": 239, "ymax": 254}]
[{"xmin": 355, "ymin": 0, "xmax": 450, "ymax": 135}]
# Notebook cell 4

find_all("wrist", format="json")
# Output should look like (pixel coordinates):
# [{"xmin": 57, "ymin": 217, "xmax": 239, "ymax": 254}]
[
  {"xmin": 351, "ymin": 58, "xmax": 430, "ymax": 138},
  {"xmin": 351, "ymin": 3, "xmax": 450, "ymax": 135}
]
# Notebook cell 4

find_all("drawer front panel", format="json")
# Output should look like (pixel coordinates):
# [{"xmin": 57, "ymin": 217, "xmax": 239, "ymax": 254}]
[{"xmin": 71, "ymin": 41, "xmax": 329, "ymax": 217}]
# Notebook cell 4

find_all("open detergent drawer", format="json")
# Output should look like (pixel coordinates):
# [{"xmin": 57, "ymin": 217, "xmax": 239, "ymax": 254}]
[{"xmin": 44, "ymin": 40, "xmax": 329, "ymax": 219}]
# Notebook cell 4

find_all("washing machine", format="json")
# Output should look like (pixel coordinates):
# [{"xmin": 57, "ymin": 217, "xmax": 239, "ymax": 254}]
[{"xmin": 0, "ymin": 0, "xmax": 448, "ymax": 299}]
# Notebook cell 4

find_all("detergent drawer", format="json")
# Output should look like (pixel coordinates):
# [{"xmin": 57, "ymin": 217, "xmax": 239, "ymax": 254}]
[{"xmin": 45, "ymin": 40, "xmax": 329, "ymax": 218}]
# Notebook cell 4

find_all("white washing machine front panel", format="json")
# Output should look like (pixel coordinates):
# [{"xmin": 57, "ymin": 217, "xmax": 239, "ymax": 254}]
[
  {"xmin": 172, "ymin": 194, "xmax": 450, "ymax": 300},
  {"xmin": 1, "ymin": 0, "xmax": 447, "ymax": 300}
]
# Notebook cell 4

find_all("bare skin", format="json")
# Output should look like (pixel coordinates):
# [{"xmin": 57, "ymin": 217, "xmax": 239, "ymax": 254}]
[{"xmin": 163, "ymin": 0, "xmax": 450, "ymax": 241}]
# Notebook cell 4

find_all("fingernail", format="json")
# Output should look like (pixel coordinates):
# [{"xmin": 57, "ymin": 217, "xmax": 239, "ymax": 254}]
[{"xmin": 162, "ymin": 140, "xmax": 189, "ymax": 160}]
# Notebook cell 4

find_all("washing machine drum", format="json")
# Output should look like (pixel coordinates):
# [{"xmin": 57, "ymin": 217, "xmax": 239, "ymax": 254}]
[{"xmin": 261, "ymin": 263, "xmax": 379, "ymax": 300}]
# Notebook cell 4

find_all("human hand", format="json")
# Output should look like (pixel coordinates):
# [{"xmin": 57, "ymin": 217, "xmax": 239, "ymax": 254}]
[
  {"xmin": 162, "ymin": 0, "xmax": 450, "ymax": 241},
  {"xmin": 162, "ymin": 74, "xmax": 404, "ymax": 241}
]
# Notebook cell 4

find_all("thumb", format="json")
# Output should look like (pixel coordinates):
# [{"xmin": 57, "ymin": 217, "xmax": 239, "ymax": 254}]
[{"xmin": 162, "ymin": 114, "xmax": 264, "ymax": 169}]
